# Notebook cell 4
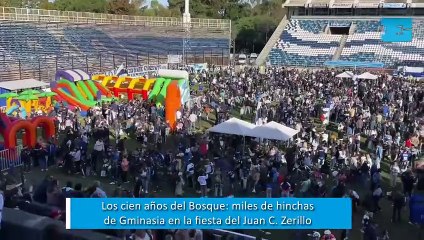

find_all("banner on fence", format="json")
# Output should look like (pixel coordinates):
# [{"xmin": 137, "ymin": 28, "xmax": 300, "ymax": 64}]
[{"xmin": 168, "ymin": 55, "xmax": 182, "ymax": 64}]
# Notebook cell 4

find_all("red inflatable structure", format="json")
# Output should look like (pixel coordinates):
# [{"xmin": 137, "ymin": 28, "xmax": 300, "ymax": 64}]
[
  {"xmin": 0, "ymin": 113, "xmax": 56, "ymax": 149},
  {"xmin": 165, "ymin": 81, "xmax": 182, "ymax": 131}
]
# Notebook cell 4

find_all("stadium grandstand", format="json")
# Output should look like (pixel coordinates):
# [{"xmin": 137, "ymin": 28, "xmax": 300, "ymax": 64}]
[
  {"xmin": 0, "ymin": 7, "xmax": 231, "ymax": 81},
  {"xmin": 257, "ymin": 0, "xmax": 424, "ymax": 69}
]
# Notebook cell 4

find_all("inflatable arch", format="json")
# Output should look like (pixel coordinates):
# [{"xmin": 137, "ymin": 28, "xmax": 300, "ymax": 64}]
[
  {"xmin": 55, "ymin": 69, "xmax": 91, "ymax": 82},
  {"xmin": 4, "ymin": 120, "xmax": 37, "ymax": 148},
  {"xmin": 31, "ymin": 116, "xmax": 56, "ymax": 140},
  {"xmin": 0, "ymin": 113, "xmax": 56, "ymax": 149}
]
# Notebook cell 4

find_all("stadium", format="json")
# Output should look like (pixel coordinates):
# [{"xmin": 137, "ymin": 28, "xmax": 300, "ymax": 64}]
[
  {"xmin": 257, "ymin": 0, "xmax": 424, "ymax": 70},
  {"xmin": 0, "ymin": 6, "xmax": 231, "ymax": 81},
  {"xmin": 0, "ymin": 1, "xmax": 423, "ymax": 240}
]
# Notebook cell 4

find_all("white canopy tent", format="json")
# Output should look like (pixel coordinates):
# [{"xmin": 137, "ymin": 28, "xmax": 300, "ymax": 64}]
[
  {"xmin": 0, "ymin": 79, "xmax": 49, "ymax": 91},
  {"xmin": 206, "ymin": 118, "xmax": 256, "ymax": 137},
  {"xmin": 249, "ymin": 121, "xmax": 299, "ymax": 141},
  {"xmin": 336, "ymin": 71, "xmax": 354, "ymax": 79},
  {"xmin": 357, "ymin": 72, "xmax": 378, "ymax": 80}
]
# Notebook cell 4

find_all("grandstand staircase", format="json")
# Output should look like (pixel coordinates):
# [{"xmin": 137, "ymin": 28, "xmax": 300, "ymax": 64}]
[
  {"xmin": 332, "ymin": 35, "xmax": 348, "ymax": 61},
  {"xmin": 255, "ymin": 16, "xmax": 288, "ymax": 66}
]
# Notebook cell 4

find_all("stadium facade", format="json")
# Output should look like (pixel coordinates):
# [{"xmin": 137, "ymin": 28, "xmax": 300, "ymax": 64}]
[
  {"xmin": 257, "ymin": 0, "xmax": 424, "ymax": 69},
  {"xmin": 0, "ymin": 7, "xmax": 231, "ymax": 81}
]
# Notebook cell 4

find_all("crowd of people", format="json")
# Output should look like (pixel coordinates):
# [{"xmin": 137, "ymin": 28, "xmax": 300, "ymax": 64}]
[{"xmin": 0, "ymin": 66, "xmax": 423, "ymax": 240}]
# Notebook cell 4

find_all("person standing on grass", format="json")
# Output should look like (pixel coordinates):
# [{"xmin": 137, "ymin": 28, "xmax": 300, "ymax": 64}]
[
  {"xmin": 372, "ymin": 184, "xmax": 383, "ymax": 212},
  {"xmin": 121, "ymin": 155, "xmax": 129, "ymax": 183},
  {"xmin": 21, "ymin": 146, "xmax": 32, "ymax": 173},
  {"xmin": 197, "ymin": 170, "xmax": 208, "ymax": 198},
  {"xmin": 175, "ymin": 172, "xmax": 185, "ymax": 197},
  {"xmin": 35, "ymin": 142, "xmax": 48, "ymax": 172},
  {"xmin": 391, "ymin": 190, "xmax": 405, "ymax": 223},
  {"xmin": 389, "ymin": 161, "xmax": 400, "ymax": 188},
  {"xmin": 72, "ymin": 148, "xmax": 81, "ymax": 174},
  {"xmin": 92, "ymin": 139, "xmax": 105, "ymax": 173},
  {"xmin": 401, "ymin": 170, "xmax": 415, "ymax": 199}
]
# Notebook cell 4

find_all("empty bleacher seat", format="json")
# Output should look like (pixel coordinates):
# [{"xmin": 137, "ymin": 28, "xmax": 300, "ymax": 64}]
[
  {"xmin": 0, "ymin": 22, "xmax": 230, "ymax": 71},
  {"xmin": 340, "ymin": 19, "xmax": 424, "ymax": 68},
  {"xmin": 269, "ymin": 19, "xmax": 342, "ymax": 66}
]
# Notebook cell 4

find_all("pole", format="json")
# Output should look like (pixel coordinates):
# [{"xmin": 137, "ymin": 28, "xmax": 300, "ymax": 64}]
[
  {"xmin": 148, "ymin": 52, "xmax": 150, "ymax": 65},
  {"xmin": 99, "ymin": 54, "xmax": 102, "ymax": 72},
  {"xmin": 85, "ymin": 55, "xmax": 89, "ymax": 73},
  {"xmin": 38, "ymin": 59, "xmax": 41, "ymax": 81},
  {"xmin": 18, "ymin": 59, "xmax": 21, "ymax": 80},
  {"xmin": 221, "ymin": 48, "xmax": 224, "ymax": 66}
]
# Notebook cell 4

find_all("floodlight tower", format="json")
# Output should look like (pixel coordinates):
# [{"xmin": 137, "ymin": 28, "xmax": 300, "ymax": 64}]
[
  {"xmin": 183, "ymin": 0, "xmax": 191, "ymax": 24},
  {"xmin": 182, "ymin": 0, "xmax": 191, "ymax": 66}
]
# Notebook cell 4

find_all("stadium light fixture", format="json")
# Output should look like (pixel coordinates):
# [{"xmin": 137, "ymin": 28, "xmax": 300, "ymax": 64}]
[{"xmin": 183, "ymin": 0, "xmax": 191, "ymax": 23}]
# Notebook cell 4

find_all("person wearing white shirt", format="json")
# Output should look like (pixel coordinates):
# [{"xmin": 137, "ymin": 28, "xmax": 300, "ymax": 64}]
[
  {"xmin": 390, "ymin": 162, "xmax": 400, "ymax": 188},
  {"xmin": 197, "ymin": 172, "xmax": 209, "ymax": 198},
  {"xmin": 93, "ymin": 140, "xmax": 104, "ymax": 152},
  {"xmin": 65, "ymin": 118, "xmax": 72, "ymax": 128},
  {"xmin": 186, "ymin": 162, "xmax": 195, "ymax": 188},
  {"xmin": 93, "ymin": 140, "xmax": 104, "ymax": 173},
  {"xmin": 72, "ymin": 149, "xmax": 82, "ymax": 173}
]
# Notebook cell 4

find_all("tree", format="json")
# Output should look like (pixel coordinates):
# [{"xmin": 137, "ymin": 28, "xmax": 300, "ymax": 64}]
[
  {"xmin": 106, "ymin": 0, "xmax": 145, "ymax": 15},
  {"xmin": 143, "ymin": 0, "xmax": 173, "ymax": 17},
  {"xmin": 54, "ymin": 0, "xmax": 108, "ymax": 13}
]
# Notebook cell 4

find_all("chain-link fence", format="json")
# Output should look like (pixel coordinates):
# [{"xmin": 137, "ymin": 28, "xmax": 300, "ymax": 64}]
[{"xmin": 0, "ymin": 49, "xmax": 230, "ymax": 82}]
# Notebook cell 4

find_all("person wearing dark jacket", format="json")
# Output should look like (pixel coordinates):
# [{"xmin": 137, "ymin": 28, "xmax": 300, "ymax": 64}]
[
  {"xmin": 70, "ymin": 183, "xmax": 85, "ymax": 198},
  {"xmin": 21, "ymin": 147, "xmax": 32, "ymax": 173},
  {"xmin": 401, "ymin": 170, "xmax": 415, "ymax": 198},
  {"xmin": 391, "ymin": 191, "xmax": 405, "ymax": 222},
  {"xmin": 33, "ymin": 176, "xmax": 53, "ymax": 204},
  {"xmin": 363, "ymin": 222, "xmax": 377, "ymax": 240},
  {"xmin": 360, "ymin": 161, "xmax": 370, "ymax": 187}
]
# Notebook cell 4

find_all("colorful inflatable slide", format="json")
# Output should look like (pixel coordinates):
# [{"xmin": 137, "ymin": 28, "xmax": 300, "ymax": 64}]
[
  {"xmin": 94, "ymin": 70, "xmax": 190, "ymax": 105},
  {"xmin": 93, "ymin": 75, "xmax": 152, "ymax": 101},
  {"xmin": 0, "ymin": 112, "xmax": 55, "ymax": 149},
  {"xmin": 52, "ymin": 70, "xmax": 112, "ymax": 111},
  {"xmin": 94, "ymin": 69, "xmax": 190, "ymax": 130}
]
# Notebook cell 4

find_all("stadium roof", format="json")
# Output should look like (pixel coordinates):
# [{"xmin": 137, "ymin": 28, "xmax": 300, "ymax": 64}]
[
  {"xmin": 283, "ymin": 0, "xmax": 424, "ymax": 8},
  {"xmin": 0, "ymin": 79, "xmax": 49, "ymax": 91}
]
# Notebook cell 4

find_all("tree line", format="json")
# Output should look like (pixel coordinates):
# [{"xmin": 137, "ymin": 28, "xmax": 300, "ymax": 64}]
[{"xmin": 0, "ymin": 0, "xmax": 286, "ymax": 53}]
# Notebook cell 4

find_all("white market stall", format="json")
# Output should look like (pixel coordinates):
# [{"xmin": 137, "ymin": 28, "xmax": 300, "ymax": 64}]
[
  {"xmin": 357, "ymin": 72, "xmax": 378, "ymax": 80},
  {"xmin": 336, "ymin": 71, "xmax": 354, "ymax": 79},
  {"xmin": 207, "ymin": 117, "xmax": 256, "ymax": 137},
  {"xmin": 249, "ymin": 121, "xmax": 299, "ymax": 141}
]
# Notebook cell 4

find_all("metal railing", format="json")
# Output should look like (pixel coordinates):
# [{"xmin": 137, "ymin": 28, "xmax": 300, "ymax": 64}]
[
  {"xmin": 0, "ymin": 50, "xmax": 230, "ymax": 82},
  {"xmin": 0, "ymin": 146, "xmax": 23, "ymax": 171},
  {"xmin": 0, "ymin": 7, "xmax": 231, "ymax": 30}
]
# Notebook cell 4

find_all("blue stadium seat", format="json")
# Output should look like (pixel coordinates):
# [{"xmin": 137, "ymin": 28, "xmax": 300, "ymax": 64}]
[
  {"xmin": 269, "ymin": 19, "xmax": 341, "ymax": 66},
  {"xmin": 269, "ymin": 18, "xmax": 424, "ymax": 68},
  {"xmin": 0, "ymin": 22, "xmax": 230, "ymax": 70},
  {"xmin": 340, "ymin": 19, "xmax": 424, "ymax": 68}
]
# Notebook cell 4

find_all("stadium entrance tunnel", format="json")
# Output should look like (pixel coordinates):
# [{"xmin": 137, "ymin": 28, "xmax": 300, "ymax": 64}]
[{"xmin": 329, "ymin": 26, "xmax": 350, "ymax": 35}]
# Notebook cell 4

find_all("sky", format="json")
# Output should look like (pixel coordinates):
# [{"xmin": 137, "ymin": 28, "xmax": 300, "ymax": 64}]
[{"xmin": 146, "ymin": 0, "xmax": 169, "ymax": 7}]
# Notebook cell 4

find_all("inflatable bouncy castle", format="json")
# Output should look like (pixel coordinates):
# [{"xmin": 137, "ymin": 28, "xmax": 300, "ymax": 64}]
[
  {"xmin": 94, "ymin": 69, "xmax": 190, "ymax": 105},
  {"xmin": 0, "ymin": 112, "xmax": 55, "ymax": 149},
  {"xmin": 94, "ymin": 69, "xmax": 190, "ymax": 130},
  {"xmin": 51, "ymin": 69, "xmax": 113, "ymax": 112}
]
